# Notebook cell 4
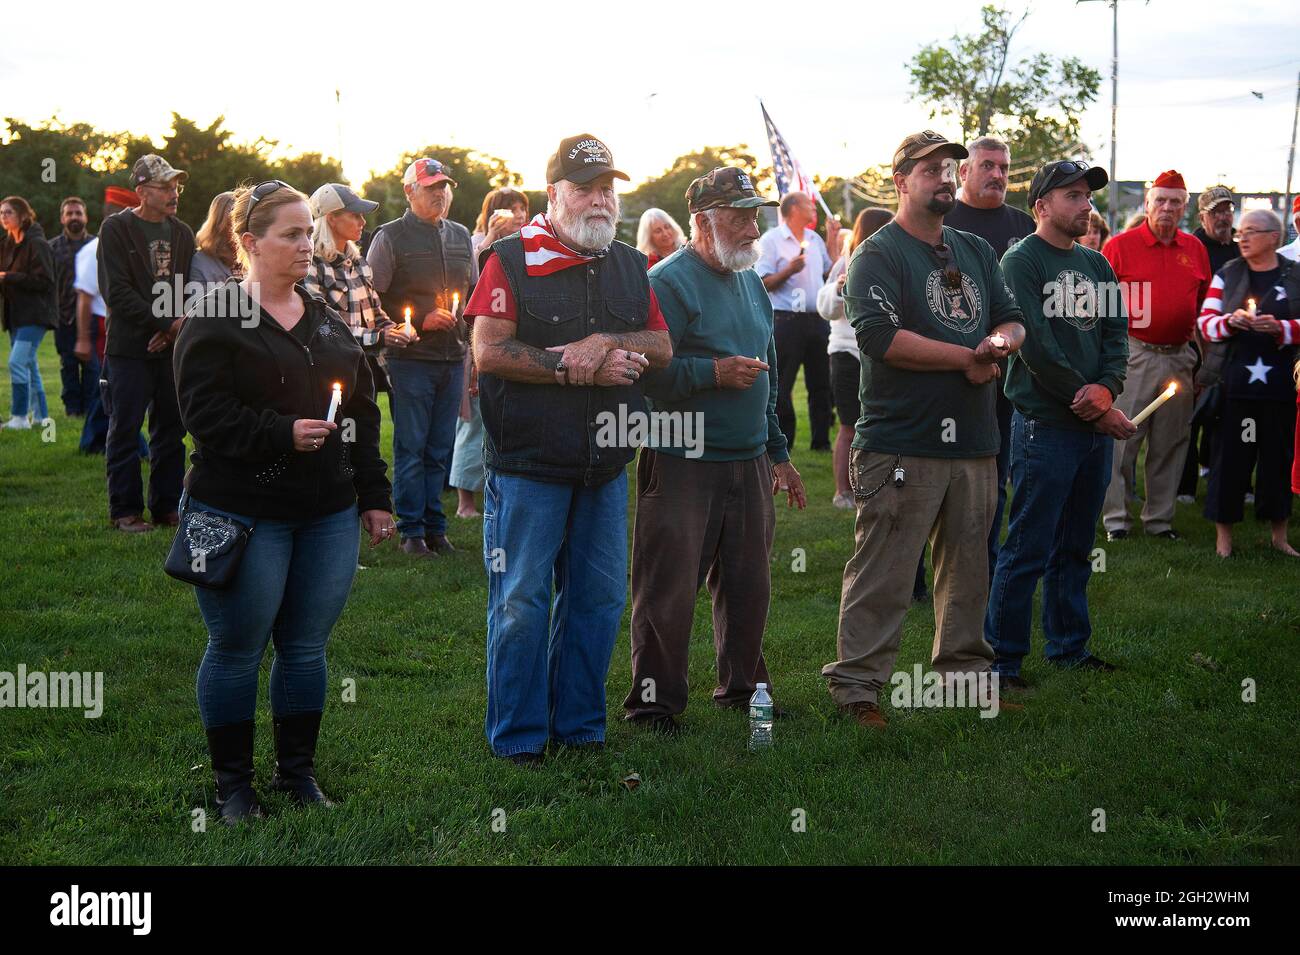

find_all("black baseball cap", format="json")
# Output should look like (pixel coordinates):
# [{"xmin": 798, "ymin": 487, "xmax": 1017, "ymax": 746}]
[
  {"xmin": 1027, "ymin": 161, "xmax": 1109, "ymax": 207},
  {"xmin": 546, "ymin": 134, "xmax": 631, "ymax": 185}
]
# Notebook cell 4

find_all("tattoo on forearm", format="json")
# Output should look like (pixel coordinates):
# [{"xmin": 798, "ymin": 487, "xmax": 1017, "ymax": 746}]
[
  {"xmin": 603, "ymin": 331, "xmax": 662, "ymax": 351},
  {"xmin": 498, "ymin": 337, "xmax": 561, "ymax": 371}
]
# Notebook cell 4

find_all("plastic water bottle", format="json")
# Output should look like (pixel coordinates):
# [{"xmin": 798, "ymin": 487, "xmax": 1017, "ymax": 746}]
[{"xmin": 748, "ymin": 683, "xmax": 773, "ymax": 750}]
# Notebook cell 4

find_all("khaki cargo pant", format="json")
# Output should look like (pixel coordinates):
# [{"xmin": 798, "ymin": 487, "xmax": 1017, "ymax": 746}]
[
  {"xmin": 1102, "ymin": 338, "xmax": 1196, "ymax": 535},
  {"xmin": 823, "ymin": 450, "xmax": 997, "ymax": 706}
]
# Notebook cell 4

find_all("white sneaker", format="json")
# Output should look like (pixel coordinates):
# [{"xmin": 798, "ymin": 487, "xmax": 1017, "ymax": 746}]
[
  {"xmin": 1245, "ymin": 493, "xmax": 1255, "ymax": 505},
  {"xmin": 1, "ymin": 416, "xmax": 31, "ymax": 430},
  {"xmin": 1176, "ymin": 494, "xmax": 1195, "ymax": 505},
  {"xmin": 832, "ymin": 492, "xmax": 856, "ymax": 510}
]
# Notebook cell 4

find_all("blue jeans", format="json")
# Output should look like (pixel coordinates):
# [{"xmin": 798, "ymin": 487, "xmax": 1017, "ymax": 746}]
[
  {"xmin": 483, "ymin": 468, "xmax": 628, "ymax": 756},
  {"xmin": 985, "ymin": 413, "xmax": 1113, "ymax": 675},
  {"xmin": 191, "ymin": 496, "xmax": 360, "ymax": 728},
  {"xmin": 387, "ymin": 358, "xmax": 463, "ymax": 538},
  {"xmin": 8, "ymin": 326, "xmax": 49, "ymax": 420}
]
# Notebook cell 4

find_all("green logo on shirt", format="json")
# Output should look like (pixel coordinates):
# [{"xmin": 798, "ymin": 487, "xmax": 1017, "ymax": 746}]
[
  {"xmin": 924, "ymin": 270, "xmax": 982, "ymax": 333},
  {"xmin": 1044, "ymin": 269, "xmax": 1100, "ymax": 331}
]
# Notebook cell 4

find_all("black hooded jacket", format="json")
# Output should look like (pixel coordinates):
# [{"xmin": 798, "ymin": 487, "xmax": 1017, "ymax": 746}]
[
  {"xmin": 173, "ymin": 282, "xmax": 391, "ymax": 519},
  {"xmin": 0, "ymin": 221, "xmax": 58, "ymax": 332}
]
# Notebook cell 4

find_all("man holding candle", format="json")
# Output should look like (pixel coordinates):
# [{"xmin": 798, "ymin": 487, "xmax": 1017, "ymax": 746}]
[
  {"xmin": 756, "ymin": 190, "xmax": 837, "ymax": 452},
  {"xmin": 367, "ymin": 158, "xmax": 478, "ymax": 558},
  {"xmin": 986, "ymin": 161, "xmax": 1136, "ymax": 685},
  {"xmin": 1100, "ymin": 170, "xmax": 1212, "ymax": 541},
  {"xmin": 821, "ymin": 131, "xmax": 1026, "ymax": 729},
  {"xmin": 622, "ymin": 167, "xmax": 806, "ymax": 735},
  {"xmin": 466, "ymin": 134, "xmax": 672, "ymax": 764}
]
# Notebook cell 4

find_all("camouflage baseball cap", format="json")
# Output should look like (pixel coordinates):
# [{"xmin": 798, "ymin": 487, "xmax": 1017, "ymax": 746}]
[
  {"xmin": 131, "ymin": 154, "xmax": 188, "ymax": 186},
  {"xmin": 686, "ymin": 167, "xmax": 779, "ymax": 214},
  {"xmin": 1197, "ymin": 185, "xmax": 1234, "ymax": 213},
  {"xmin": 892, "ymin": 130, "xmax": 968, "ymax": 173}
]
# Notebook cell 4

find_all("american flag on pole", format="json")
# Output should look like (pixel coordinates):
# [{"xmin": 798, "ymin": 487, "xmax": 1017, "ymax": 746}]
[{"xmin": 761, "ymin": 101, "xmax": 832, "ymax": 215}]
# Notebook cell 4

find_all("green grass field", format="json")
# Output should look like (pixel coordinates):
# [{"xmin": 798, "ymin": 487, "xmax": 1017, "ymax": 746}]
[{"xmin": 1, "ymin": 336, "xmax": 1297, "ymax": 865}]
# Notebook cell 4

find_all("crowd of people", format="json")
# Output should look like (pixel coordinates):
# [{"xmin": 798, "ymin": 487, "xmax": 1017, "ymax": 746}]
[{"xmin": 2, "ymin": 126, "xmax": 1298, "ymax": 823}]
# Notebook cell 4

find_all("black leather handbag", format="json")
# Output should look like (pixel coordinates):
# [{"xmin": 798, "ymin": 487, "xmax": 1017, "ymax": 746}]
[{"xmin": 164, "ymin": 503, "xmax": 254, "ymax": 590}]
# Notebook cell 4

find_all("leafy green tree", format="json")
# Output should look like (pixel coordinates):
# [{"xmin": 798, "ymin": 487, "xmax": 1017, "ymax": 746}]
[
  {"xmin": 908, "ymin": 4, "xmax": 1101, "ymax": 184},
  {"xmin": 360, "ymin": 146, "xmax": 521, "ymax": 234},
  {"xmin": 619, "ymin": 145, "xmax": 770, "ymax": 244}
]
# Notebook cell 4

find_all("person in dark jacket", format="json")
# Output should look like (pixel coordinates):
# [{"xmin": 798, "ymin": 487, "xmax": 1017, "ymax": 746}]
[
  {"xmin": 0, "ymin": 196, "xmax": 57, "ymax": 430},
  {"xmin": 1195, "ymin": 209, "xmax": 1300, "ymax": 558},
  {"xmin": 173, "ymin": 180, "xmax": 394, "ymax": 824},
  {"xmin": 366, "ymin": 158, "xmax": 478, "ymax": 558},
  {"xmin": 49, "ymin": 197, "xmax": 95, "ymax": 416},
  {"xmin": 98, "ymin": 154, "xmax": 195, "ymax": 531}
]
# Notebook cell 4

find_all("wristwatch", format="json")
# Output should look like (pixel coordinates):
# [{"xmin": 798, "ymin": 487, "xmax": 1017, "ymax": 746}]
[{"xmin": 555, "ymin": 360, "xmax": 568, "ymax": 385}]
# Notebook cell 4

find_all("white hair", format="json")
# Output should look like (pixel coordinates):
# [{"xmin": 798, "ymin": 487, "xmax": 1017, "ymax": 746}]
[
  {"xmin": 692, "ymin": 209, "xmax": 760, "ymax": 272},
  {"xmin": 311, "ymin": 213, "xmax": 358, "ymax": 263},
  {"xmin": 636, "ymin": 208, "xmax": 685, "ymax": 256},
  {"xmin": 548, "ymin": 180, "xmax": 618, "ymax": 252}
]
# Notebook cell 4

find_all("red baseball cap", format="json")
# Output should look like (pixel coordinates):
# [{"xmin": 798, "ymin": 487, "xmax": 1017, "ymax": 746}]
[{"xmin": 402, "ymin": 158, "xmax": 458, "ymax": 189}]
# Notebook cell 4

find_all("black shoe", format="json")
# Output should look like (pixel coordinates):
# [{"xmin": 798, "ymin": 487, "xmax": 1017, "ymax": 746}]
[
  {"xmin": 627, "ymin": 713, "xmax": 684, "ymax": 736},
  {"xmin": 205, "ymin": 720, "xmax": 264, "ymax": 825},
  {"xmin": 1076, "ymin": 655, "xmax": 1118, "ymax": 672},
  {"xmin": 426, "ymin": 533, "xmax": 456, "ymax": 555},
  {"xmin": 1106, "ymin": 529, "xmax": 1129, "ymax": 541},
  {"xmin": 504, "ymin": 751, "xmax": 544, "ymax": 768},
  {"xmin": 1149, "ymin": 529, "xmax": 1181, "ymax": 541},
  {"xmin": 269, "ymin": 712, "xmax": 335, "ymax": 807},
  {"xmin": 400, "ymin": 537, "xmax": 434, "ymax": 558}
]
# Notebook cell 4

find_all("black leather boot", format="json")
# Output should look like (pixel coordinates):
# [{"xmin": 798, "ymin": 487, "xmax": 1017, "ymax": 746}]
[
  {"xmin": 205, "ymin": 720, "xmax": 264, "ymax": 825},
  {"xmin": 269, "ymin": 711, "xmax": 335, "ymax": 807}
]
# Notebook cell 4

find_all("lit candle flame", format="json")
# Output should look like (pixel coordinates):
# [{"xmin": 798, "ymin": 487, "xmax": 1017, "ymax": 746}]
[
  {"xmin": 452, "ymin": 292, "xmax": 460, "ymax": 314},
  {"xmin": 403, "ymin": 306, "xmax": 413, "ymax": 335}
]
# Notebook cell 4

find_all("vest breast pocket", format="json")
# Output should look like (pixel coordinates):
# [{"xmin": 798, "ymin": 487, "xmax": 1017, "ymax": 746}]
[
  {"xmin": 521, "ymin": 296, "xmax": 584, "ymax": 350},
  {"xmin": 605, "ymin": 296, "xmax": 648, "ymax": 331}
]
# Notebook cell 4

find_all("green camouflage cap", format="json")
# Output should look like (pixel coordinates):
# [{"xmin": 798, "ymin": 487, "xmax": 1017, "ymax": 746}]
[
  {"xmin": 131, "ymin": 154, "xmax": 188, "ymax": 186},
  {"xmin": 892, "ymin": 130, "xmax": 967, "ymax": 172},
  {"xmin": 686, "ymin": 167, "xmax": 779, "ymax": 214}
]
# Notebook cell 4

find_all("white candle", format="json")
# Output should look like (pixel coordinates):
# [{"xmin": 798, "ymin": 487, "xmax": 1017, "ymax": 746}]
[
  {"xmin": 990, "ymin": 333, "xmax": 1007, "ymax": 348},
  {"xmin": 1247, "ymin": 298, "xmax": 1257, "ymax": 318},
  {"xmin": 1130, "ymin": 381, "xmax": 1177, "ymax": 426},
  {"xmin": 325, "ymin": 382, "xmax": 342, "ymax": 424},
  {"xmin": 403, "ymin": 306, "xmax": 413, "ymax": 336},
  {"xmin": 452, "ymin": 292, "xmax": 460, "ymax": 315}
]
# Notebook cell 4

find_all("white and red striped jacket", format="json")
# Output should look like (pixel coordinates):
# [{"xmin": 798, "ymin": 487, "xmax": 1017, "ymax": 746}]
[{"xmin": 1197, "ymin": 270, "xmax": 1300, "ymax": 344}]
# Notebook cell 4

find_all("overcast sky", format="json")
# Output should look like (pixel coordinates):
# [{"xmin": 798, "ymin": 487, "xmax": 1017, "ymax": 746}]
[{"xmin": 3, "ymin": 0, "xmax": 1297, "ymax": 193}]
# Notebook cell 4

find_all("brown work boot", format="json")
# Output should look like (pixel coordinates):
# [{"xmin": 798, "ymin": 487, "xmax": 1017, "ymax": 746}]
[
  {"xmin": 400, "ymin": 537, "xmax": 434, "ymax": 558},
  {"xmin": 839, "ymin": 700, "xmax": 887, "ymax": 729},
  {"xmin": 156, "ymin": 511, "xmax": 181, "ymax": 527},
  {"xmin": 112, "ymin": 515, "xmax": 154, "ymax": 533}
]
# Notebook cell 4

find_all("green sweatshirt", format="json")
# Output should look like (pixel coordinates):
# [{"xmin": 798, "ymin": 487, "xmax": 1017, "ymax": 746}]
[
  {"xmin": 1001, "ymin": 234, "xmax": 1129, "ymax": 432},
  {"xmin": 642, "ymin": 246, "xmax": 790, "ymax": 463}
]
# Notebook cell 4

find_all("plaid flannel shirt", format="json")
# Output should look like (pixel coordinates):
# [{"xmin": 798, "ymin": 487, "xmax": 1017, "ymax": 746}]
[{"xmin": 304, "ymin": 250, "xmax": 393, "ymax": 352}]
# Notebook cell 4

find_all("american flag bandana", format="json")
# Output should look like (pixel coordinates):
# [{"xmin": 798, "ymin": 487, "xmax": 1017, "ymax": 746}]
[{"xmin": 521, "ymin": 214, "xmax": 598, "ymax": 276}]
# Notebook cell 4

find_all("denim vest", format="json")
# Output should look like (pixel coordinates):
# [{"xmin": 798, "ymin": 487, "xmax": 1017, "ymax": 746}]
[
  {"xmin": 376, "ymin": 210, "xmax": 472, "ymax": 362},
  {"xmin": 479, "ymin": 236, "xmax": 650, "ymax": 485}
]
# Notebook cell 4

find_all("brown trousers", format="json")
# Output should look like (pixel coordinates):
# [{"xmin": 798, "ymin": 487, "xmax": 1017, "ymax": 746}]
[
  {"xmin": 624, "ymin": 449, "xmax": 775, "ymax": 718},
  {"xmin": 823, "ymin": 450, "xmax": 997, "ymax": 706},
  {"xmin": 1102, "ymin": 338, "xmax": 1196, "ymax": 534}
]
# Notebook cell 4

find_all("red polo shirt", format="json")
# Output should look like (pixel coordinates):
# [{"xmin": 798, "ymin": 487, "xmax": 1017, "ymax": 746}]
[{"xmin": 1102, "ymin": 221, "xmax": 1211, "ymax": 346}]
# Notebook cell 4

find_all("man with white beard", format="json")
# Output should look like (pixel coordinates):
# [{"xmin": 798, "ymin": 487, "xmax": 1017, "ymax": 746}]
[
  {"xmin": 465, "ymin": 134, "xmax": 672, "ymax": 765},
  {"xmin": 623, "ymin": 167, "xmax": 806, "ymax": 734}
]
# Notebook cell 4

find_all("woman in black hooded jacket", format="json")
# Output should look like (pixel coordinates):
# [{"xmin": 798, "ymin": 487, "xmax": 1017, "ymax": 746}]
[
  {"xmin": 173, "ymin": 180, "xmax": 394, "ymax": 824},
  {"xmin": 0, "ymin": 196, "xmax": 57, "ymax": 429}
]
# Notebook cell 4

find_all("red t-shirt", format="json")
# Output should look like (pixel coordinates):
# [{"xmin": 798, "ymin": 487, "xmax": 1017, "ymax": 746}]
[
  {"xmin": 465, "ymin": 252, "xmax": 668, "ymax": 331},
  {"xmin": 1102, "ymin": 222, "xmax": 1212, "ymax": 346}
]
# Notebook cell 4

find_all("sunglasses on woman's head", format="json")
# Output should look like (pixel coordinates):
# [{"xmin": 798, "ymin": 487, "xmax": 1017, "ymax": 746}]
[{"xmin": 244, "ymin": 180, "xmax": 291, "ymax": 229}]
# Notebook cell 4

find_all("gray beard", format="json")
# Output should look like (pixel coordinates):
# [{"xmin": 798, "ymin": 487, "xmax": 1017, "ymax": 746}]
[
  {"xmin": 707, "ymin": 218, "xmax": 761, "ymax": 272},
  {"xmin": 553, "ymin": 196, "xmax": 618, "ymax": 252}
]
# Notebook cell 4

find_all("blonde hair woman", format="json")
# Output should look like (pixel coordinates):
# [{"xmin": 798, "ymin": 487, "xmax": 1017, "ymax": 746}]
[
  {"xmin": 191, "ymin": 191, "xmax": 241, "ymax": 286},
  {"xmin": 636, "ymin": 208, "xmax": 685, "ymax": 268}
]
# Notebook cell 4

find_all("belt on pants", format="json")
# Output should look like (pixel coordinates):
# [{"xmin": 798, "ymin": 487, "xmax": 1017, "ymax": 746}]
[{"xmin": 1130, "ymin": 338, "xmax": 1189, "ymax": 354}]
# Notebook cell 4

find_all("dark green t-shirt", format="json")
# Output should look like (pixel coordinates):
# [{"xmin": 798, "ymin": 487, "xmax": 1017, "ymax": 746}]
[
  {"xmin": 132, "ymin": 213, "xmax": 173, "ymax": 280},
  {"xmin": 1001, "ymin": 235, "xmax": 1130, "ymax": 431},
  {"xmin": 845, "ymin": 220, "xmax": 1022, "ymax": 458}
]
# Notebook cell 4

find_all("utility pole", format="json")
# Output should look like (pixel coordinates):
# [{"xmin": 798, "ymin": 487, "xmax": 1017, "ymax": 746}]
[
  {"xmin": 1079, "ymin": 0, "xmax": 1146, "ymax": 233},
  {"xmin": 1284, "ymin": 70, "xmax": 1299, "ymax": 240}
]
